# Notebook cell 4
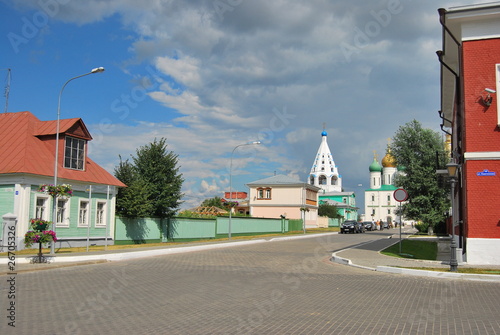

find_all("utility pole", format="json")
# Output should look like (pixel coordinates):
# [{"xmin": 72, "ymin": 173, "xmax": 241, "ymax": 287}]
[{"xmin": 2, "ymin": 68, "xmax": 11, "ymax": 113}]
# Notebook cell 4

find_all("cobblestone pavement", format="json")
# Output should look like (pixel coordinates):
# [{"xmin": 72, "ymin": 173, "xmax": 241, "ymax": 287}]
[{"xmin": 1, "ymin": 233, "xmax": 500, "ymax": 334}]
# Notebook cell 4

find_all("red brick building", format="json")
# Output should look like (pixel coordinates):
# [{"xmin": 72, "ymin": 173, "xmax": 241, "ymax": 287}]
[{"xmin": 438, "ymin": 4, "xmax": 500, "ymax": 264}]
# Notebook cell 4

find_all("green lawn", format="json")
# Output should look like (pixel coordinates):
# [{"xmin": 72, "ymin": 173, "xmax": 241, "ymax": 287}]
[{"xmin": 381, "ymin": 239, "xmax": 437, "ymax": 260}]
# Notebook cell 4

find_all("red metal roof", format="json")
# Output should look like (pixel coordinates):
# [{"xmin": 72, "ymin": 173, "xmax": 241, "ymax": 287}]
[
  {"xmin": 0, "ymin": 111, "xmax": 126, "ymax": 187},
  {"xmin": 224, "ymin": 192, "xmax": 248, "ymax": 199}
]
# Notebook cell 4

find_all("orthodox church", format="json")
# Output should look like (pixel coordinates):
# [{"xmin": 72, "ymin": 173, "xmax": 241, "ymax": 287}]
[
  {"xmin": 308, "ymin": 129, "xmax": 358, "ymax": 221},
  {"xmin": 364, "ymin": 145, "xmax": 405, "ymax": 224}
]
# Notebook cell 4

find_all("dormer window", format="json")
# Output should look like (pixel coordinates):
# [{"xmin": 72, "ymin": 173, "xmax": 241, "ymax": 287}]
[{"xmin": 64, "ymin": 136, "xmax": 86, "ymax": 170}]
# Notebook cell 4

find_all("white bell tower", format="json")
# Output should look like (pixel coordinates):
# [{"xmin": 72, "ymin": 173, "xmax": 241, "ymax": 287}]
[{"xmin": 308, "ymin": 127, "xmax": 342, "ymax": 193}]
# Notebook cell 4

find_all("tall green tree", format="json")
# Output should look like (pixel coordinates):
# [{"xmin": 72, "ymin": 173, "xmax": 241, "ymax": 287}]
[
  {"xmin": 114, "ymin": 138, "xmax": 184, "ymax": 219},
  {"xmin": 391, "ymin": 120, "xmax": 449, "ymax": 229},
  {"xmin": 114, "ymin": 157, "xmax": 153, "ymax": 218},
  {"xmin": 318, "ymin": 202, "xmax": 343, "ymax": 219}
]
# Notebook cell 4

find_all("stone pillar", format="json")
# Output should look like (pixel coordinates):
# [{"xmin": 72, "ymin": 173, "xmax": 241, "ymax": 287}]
[{"xmin": 1, "ymin": 213, "xmax": 18, "ymax": 252}]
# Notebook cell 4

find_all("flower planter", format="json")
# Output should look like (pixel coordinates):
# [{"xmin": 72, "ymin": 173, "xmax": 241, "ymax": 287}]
[{"xmin": 25, "ymin": 219, "xmax": 57, "ymax": 263}]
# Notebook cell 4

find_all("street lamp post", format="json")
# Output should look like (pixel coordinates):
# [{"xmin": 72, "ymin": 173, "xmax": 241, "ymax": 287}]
[
  {"xmin": 50, "ymin": 67, "xmax": 105, "ymax": 254},
  {"xmin": 446, "ymin": 162, "xmax": 459, "ymax": 272},
  {"xmin": 228, "ymin": 141, "xmax": 261, "ymax": 239}
]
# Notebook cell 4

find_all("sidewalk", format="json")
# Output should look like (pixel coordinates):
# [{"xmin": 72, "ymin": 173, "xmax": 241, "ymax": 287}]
[{"xmin": 331, "ymin": 228, "xmax": 500, "ymax": 282}]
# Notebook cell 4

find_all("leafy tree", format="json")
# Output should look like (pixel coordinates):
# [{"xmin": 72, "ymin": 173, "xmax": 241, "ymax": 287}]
[
  {"xmin": 114, "ymin": 139, "xmax": 184, "ymax": 219},
  {"xmin": 318, "ymin": 202, "xmax": 343, "ymax": 219},
  {"xmin": 114, "ymin": 157, "xmax": 152, "ymax": 217},
  {"xmin": 201, "ymin": 197, "xmax": 224, "ymax": 208},
  {"xmin": 391, "ymin": 120, "xmax": 449, "ymax": 229}
]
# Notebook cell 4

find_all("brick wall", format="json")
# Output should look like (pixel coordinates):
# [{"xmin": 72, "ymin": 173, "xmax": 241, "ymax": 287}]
[
  {"xmin": 464, "ymin": 160, "xmax": 500, "ymax": 238},
  {"xmin": 462, "ymin": 39, "xmax": 500, "ymax": 239},
  {"xmin": 462, "ymin": 39, "xmax": 500, "ymax": 152}
]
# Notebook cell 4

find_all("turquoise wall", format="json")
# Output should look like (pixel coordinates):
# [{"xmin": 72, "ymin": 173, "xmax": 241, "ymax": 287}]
[
  {"xmin": 28, "ymin": 187, "xmax": 111, "ymax": 238},
  {"xmin": 328, "ymin": 218, "xmax": 341, "ymax": 227},
  {"xmin": 115, "ymin": 217, "xmax": 162, "ymax": 243},
  {"xmin": 0, "ymin": 185, "xmax": 15, "ymax": 216},
  {"xmin": 115, "ymin": 216, "xmax": 290, "ymax": 244},
  {"xmin": 0, "ymin": 185, "xmax": 15, "ymax": 240}
]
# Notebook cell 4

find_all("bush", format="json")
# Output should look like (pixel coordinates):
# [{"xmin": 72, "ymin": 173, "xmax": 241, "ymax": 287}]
[{"xmin": 414, "ymin": 222, "xmax": 429, "ymax": 233}]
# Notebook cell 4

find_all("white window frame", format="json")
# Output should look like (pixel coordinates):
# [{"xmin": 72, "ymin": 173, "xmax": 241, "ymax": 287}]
[
  {"xmin": 95, "ymin": 201, "xmax": 107, "ymax": 227},
  {"xmin": 64, "ymin": 136, "xmax": 86, "ymax": 170},
  {"xmin": 496, "ymin": 64, "xmax": 500, "ymax": 127},
  {"xmin": 257, "ymin": 189, "xmax": 264, "ymax": 199},
  {"xmin": 34, "ymin": 195, "xmax": 50, "ymax": 220},
  {"xmin": 78, "ymin": 200, "xmax": 90, "ymax": 227},
  {"xmin": 265, "ymin": 188, "xmax": 271, "ymax": 199},
  {"xmin": 56, "ymin": 198, "xmax": 70, "ymax": 227}
]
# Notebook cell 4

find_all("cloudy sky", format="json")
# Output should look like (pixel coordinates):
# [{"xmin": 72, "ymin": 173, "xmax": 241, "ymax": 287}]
[{"xmin": 0, "ymin": 0, "xmax": 487, "ymax": 211}]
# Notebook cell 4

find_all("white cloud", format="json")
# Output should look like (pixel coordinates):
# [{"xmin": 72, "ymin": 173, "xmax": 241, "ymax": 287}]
[
  {"xmin": 6, "ymin": 0, "xmax": 482, "ymax": 211},
  {"xmin": 155, "ymin": 55, "xmax": 202, "ymax": 88}
]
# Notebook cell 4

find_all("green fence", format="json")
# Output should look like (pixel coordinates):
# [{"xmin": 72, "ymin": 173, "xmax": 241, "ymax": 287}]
[
  {"xmin": 328, "ymin": 218, "xmax": 341, "ymax": 227},
  {"xmin": 115, "ymin": 216, "xmax": 293, "ymax": 244},
  {"xmin": 288, "ymin": 219, "xmax": 303, "ymax": 232}
]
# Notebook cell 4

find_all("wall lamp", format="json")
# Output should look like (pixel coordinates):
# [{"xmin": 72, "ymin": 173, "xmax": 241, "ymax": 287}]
[{"xmin": 480, "ymin": 88, "xmax": 496, "ymax": 107}]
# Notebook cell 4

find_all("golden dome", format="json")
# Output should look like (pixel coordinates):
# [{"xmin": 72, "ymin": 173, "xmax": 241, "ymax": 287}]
[{"xmin": 382, "ymin": 147, "xmax": 397, "ymax": 168}]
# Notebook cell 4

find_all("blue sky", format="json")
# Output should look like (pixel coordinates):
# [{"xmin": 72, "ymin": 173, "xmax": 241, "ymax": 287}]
[{"xmin": 1, "ymin": 0, "xmax": 485, "ymax": 211}]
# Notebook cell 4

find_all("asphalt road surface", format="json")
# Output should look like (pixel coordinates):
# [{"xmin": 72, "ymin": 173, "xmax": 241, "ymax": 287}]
[{"xmin": 2, "ymin": 232, "xmax": 499, "ymax": 334}]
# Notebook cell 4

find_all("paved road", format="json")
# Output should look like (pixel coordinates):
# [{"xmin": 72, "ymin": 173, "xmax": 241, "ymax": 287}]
[{"xmin": 2, "ymin": 232, "xmax": 499, "ymax": 334}]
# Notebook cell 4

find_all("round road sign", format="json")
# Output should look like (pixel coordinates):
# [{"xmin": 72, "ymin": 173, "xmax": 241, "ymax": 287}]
[{"xmin": 393, "ymin": 188, "xmax": 408, "ymax": 202}]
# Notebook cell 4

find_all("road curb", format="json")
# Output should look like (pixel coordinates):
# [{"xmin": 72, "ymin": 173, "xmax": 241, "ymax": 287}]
[
  {"xmin": 376, "ymin": 265, "xmax": 500, "ymax": 282},
  {"xmin": 331, "ymin": 249, "xmax": 500, "ymax": 282}
]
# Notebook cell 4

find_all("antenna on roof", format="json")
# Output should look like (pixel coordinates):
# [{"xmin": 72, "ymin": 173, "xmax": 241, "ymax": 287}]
[{"xmin": 2, "ymin": 68, "xmax": 11, "ymax": 113}]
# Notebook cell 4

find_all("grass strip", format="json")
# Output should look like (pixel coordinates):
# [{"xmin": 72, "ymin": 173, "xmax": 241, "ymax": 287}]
[{"xmin": 381, "ymin": 239, "xmax": 437, "ymax": 260}]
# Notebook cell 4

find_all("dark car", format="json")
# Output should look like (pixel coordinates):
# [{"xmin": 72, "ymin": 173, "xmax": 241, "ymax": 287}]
[
  {"xmin": 340, "ymin": 220, "xmax": 358, "ymax": 234},
  {"xmin": 362, "ymin": 221, "xmax": 374, "ymax": 231},
  {"xmin": 382, "ymin": 221, "xmax": 389, "ymax": 229},
  {"xmin": 355, "ymin": 221, "xmax": 365, "ymax": 233}
]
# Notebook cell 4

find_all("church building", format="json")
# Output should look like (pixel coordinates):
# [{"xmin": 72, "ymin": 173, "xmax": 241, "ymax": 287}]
[
  {"xmin": 364, "ymin": 146, "xmax": 405, "ymax": 225},
  {"xmin": 308, "ymin": 129, "xmax": 357, "ymax": 221}
]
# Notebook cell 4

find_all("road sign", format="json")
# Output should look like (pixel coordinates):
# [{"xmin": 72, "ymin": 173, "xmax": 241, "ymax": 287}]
[{"xmin": 393, "ymin": 188, "xmax": 408, "ymax": 202}]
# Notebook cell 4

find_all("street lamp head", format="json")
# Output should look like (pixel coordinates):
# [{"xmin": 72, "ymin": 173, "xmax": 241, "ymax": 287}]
[
  {"xmin": 446, "ymin": 162, "xmax": 459, "ymax": 178},
  {"xmin": 248, "ymin": 141, "xmax": 261, "ymax": 145},
  {"xmin": 91, "ymin": 67, "xmax": 105, "ymax": 73}
]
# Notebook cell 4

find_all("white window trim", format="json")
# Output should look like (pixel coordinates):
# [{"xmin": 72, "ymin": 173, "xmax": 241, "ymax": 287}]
[
  {"xmin": 95, "ymin": 201, "xmax": 107, "ymax": 228},
  {"xmin": 64, "ymin": 136, "xmax": 86, "ymax": 170},
  {"xmin": 55, "ymin": 198, "xmax": 71, "ymax": 227},
  {"xmin": 78, "ymin": 200, "xmax": 90, "ymax": 227},
  {"xmin": 34, "ymin": 195, "xmax": 50, "ymax": 221},
  {"xmin": 496, "ymin": 64, "xmax": 500, "ymax": 127}
]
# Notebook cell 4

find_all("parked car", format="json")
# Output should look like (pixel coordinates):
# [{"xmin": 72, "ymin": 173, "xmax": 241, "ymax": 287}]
[
  {"xmin": 381, "ymin": 221, "xmax": 389, "ymax": 229},
  {"xmin": 340, "ymin": 220, "xmax": 358, "ymax": 234},
  {"xmin": 356, "ymin": 221, "xmax": 365, "ymax": 233},
  {"xmin": 362, "ymin": 221, "xmax": 375, "ymax": 231}
]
